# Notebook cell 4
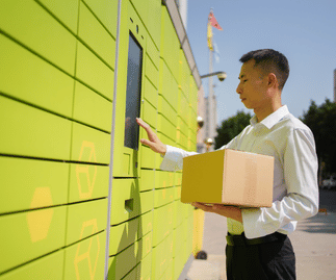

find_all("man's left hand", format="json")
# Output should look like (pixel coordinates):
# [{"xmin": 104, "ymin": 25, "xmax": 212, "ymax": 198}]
[{"xmin": 192, "ymin": 202, "xmax": 243, "ymax": 223}]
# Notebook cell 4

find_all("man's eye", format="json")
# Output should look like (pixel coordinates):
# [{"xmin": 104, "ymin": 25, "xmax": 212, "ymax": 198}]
[{"xmin": 243, "ymin": 80, "xmax": 248, "ymax": 83}]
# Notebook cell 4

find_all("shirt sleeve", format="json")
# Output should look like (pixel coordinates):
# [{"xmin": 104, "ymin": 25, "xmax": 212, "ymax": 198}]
[
  {"xmin": 159, "ymin": 145, "xmax": 199, "ymax": 171},
  {"xmin": 242, "ymin": 128, "xmax": 319, "ymax": 239},
  {"xmin": 160, "ymin": 136, "xmax": 239, "ymax": 172}
]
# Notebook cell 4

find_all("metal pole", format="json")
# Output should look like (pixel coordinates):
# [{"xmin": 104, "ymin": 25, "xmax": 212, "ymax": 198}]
[
  {"xmin": 104, "ymin": 0, "xmax": 122, "ymax": 278},
  {"xmin": 208, "ymin": 48, "xmax": 213, "ymax": 147},
  {"xmin": 200, "ymin": 71, "xmax": 225, "ymax": 79}
]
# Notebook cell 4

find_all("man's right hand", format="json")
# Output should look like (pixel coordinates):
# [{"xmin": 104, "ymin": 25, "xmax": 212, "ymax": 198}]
[{"xmin": 136, "ymin": 118, "xmax": 167, "ymax": 156}]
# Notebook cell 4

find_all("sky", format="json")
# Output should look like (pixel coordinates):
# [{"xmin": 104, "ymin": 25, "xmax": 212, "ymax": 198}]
[{"xmin": 185, "ymin": 0, "xmax": 336, "ymax": 124}]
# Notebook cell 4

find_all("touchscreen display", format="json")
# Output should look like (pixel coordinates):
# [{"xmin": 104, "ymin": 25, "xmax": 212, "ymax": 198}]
[{"xmin": 124, "ymin": 33, "xmax": 143, "ymax": 150}]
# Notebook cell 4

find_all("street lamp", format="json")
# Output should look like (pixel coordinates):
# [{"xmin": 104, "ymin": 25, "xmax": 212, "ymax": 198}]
[
  {"xmin": 204, "ymin": 137, "xmax": 214, "ymax": 152},
  {"xmin": 200, "ymin": 71, "xmax": 227, "ymax": 82},
  {"xmin": 200, "ymin": 71, "xmax": 226, "ymax": 152},
  {"xmin": 197, "ymin": 116, "xmax": 204, "ymax": 132}
]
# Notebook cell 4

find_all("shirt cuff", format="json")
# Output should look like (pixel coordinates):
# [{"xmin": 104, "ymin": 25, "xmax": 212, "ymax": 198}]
[{"xmin": 159, "ymin": 145, "xmax": 184, "ymax": 171}]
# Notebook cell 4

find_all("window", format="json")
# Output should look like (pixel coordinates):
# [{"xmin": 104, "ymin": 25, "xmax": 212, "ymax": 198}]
[{"xmin": 124, "ymin": 33, "xmax": 143, "ymax": 150}]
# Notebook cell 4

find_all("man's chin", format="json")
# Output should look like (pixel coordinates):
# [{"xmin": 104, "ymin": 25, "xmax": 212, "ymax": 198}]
[{"xmin": 242, "ymin": 103, "xmax": 253, "ymax": 109}]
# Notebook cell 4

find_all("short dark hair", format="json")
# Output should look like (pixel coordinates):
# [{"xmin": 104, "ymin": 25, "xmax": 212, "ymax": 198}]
[{"xmin": 239, "ymin": 49, "xmax": 290, "ymax": 90}]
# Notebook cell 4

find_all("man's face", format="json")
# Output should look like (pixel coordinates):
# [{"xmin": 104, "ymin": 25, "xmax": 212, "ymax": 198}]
[{"xmin": 236, "ymin": 59, "xmax": 268, "ymax": 110}]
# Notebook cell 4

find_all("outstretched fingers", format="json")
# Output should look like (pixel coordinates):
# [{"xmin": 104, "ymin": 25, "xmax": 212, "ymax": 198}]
[
  {"xmin": 136, "ymin": 118, "xmax": 166, "ymax": 155},
  {"xmin": 136, "ymin": 117, "xmax": 149, "ymax": 130},
  {"xmin": 140, "ymin": 138, "xmax": 155, "ymax": 149},
  {"xmin": 136, "ymin": 118, "xmax": 155, "ymax": 141}
]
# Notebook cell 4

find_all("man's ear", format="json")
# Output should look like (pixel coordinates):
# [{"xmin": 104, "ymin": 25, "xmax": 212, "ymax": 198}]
[{"xmin": 268, "ymin": 73, "xmax": 278, "ymax": 87}]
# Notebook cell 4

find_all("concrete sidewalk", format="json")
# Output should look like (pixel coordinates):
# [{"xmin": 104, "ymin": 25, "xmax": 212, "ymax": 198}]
[{"xmin": 184, "ymin": 210, "xmax": 336, "ymax": 280}]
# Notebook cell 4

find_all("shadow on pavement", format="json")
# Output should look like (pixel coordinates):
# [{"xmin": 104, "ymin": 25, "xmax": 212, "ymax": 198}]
[{"xmin": 296, "ymin": 212, "xmax": 336, "ymax": 234}]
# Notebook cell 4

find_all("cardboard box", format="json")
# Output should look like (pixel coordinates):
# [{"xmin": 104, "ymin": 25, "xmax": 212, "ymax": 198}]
[{"xmin": 181, "ymin": 149, "xmax": 274, "ymax": 207}]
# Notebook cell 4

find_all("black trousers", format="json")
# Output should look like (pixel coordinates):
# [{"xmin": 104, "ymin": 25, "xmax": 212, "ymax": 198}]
[{"xmin": 225, "ymin": 232, "xmax": 296, "ymax": 280}]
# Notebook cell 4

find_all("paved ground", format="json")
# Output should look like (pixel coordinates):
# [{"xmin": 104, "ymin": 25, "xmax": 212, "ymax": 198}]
[
  {"xmin": 183, "ymin": 188, "xmax": 336, "ymax": 280},
  {"xmin": 291, "ymin": 212, "xmax": 336, "ymax": 280}
]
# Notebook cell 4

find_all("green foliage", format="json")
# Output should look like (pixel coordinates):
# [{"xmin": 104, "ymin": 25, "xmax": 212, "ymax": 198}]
[
  {"xmin": 300, "ymin": 98, "xmax": 336, "ymax": 175},
  {"xmin": 215, "ymin": 110, "xmax": 252, "ymax": 149}
]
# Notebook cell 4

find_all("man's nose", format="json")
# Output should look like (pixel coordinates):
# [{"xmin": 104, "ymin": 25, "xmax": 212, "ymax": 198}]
[{"xmin": 236, "ymin": 84, "xmax": 242, "ymax": 94}]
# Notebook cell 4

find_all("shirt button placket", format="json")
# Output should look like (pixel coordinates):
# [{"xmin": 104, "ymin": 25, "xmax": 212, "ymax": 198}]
[{"xmin": 250, "ymin": 128, "xmax": 259, "ymax": 152}]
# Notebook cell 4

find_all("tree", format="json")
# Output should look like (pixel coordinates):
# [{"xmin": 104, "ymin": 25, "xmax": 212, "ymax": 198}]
[
  {"xmin": 215, "ymin": 110, "xmax": 252, "ymax": 149},
  {"xmin": 300, "ymin": 98, "xmax": 336, "ymax": 180}
]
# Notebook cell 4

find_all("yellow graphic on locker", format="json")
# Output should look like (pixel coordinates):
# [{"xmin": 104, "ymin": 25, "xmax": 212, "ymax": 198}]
[
  {"xmin": 168, "ymin": 173, "xmax": 174, "ymax": 186},
  {"xmin": 144, "ymin": 234, "xmax": 151, "ymax": 255},
  {"xmin": 74, "ymin": 219, "xmax": 100, "ymax": 280},
  {"xmin": 146, "ymin": 221, "xmax": 152, "ymax": 237},
  {"xmin": 176, "ymin": 130, "xmax": 180, "ymax": 142},
  {"xmin": 76, "ymin": 141, "xmax": 97, "ymax": 199},
  {"xmin": 26, "ymin": 187, "xmax": 54, "ymax": 243},
  {"xmin": 164, "ymin": 207, "xmax": 173, "ymax": 238},
  {"xmin": 162, "ymin": 188, "xmax": 166, "ymax": 199},
  {"xmin": 160, "ymin": 258, "xmax": 167, "ymax": 274}
]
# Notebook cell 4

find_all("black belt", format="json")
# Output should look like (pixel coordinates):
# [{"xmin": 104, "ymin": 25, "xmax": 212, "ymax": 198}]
[{"xmin": 226, "ymin": 232, "xmax": 287, "ymax": 246}]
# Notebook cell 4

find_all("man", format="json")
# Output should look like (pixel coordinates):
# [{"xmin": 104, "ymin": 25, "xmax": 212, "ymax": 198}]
[{"xmin": 136, "ymin": 49, "xmax": 319, "ymax": 279}]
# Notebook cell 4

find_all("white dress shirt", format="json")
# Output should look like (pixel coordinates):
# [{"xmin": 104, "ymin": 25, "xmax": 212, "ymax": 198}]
[{"xmin": 160, "ymin": 105, "xmax": 319, "ymax": 239}]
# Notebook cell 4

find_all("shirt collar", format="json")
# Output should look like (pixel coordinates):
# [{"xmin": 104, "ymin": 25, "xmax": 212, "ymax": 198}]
[{"xmin": 250, "ymin": 105, "xmax": 289, "ymax": 129}]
